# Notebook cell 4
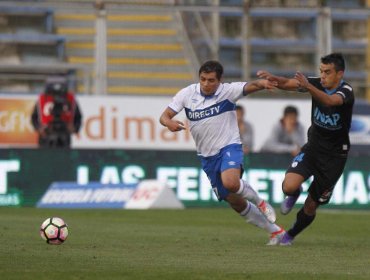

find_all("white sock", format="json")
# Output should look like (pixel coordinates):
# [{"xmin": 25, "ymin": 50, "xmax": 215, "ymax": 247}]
[
  {"xmin": 240, "ymin": 202, "xmax": 280, "ymax": 234},
  {"xmin": 236, "ymin": 179, "xmax": 263, "ymax": 205}
]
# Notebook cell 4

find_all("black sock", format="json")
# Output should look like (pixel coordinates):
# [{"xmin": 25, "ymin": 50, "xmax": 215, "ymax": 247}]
[{"xmin": 288, "ymin": 208, "xmax": 315, "ymax": 238}]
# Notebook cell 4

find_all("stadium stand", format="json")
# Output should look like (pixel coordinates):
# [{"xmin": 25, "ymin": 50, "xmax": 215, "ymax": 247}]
[
  {"xmin": 0, "ymin": 5, "xmax": 54, "ymax": 33},
  {"xmin": 215, "ymin": 6, "xmax": 367, "ymax": 91},
  {"xmin": 204, "ymin": 0, "xmax": 368, "ymax": 99},
  {"xmin": 0, "ymin": 0, "xmax": 368, "ymax": 99},
  {"xmin": 53, "ymin": 4, "xmax": 197, "ymax": 95},
  {"xmin": 0, "ymin": 5, "xmax": 88, "ymax": 94}
]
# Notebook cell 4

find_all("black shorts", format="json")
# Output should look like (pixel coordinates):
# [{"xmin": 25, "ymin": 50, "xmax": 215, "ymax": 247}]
[{"xmin": 286, "ymin": 145, "xmax": 347, "ymax": 205}]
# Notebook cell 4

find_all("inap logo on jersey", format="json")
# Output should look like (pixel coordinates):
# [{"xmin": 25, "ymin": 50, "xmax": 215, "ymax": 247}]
[{"xmin": 313, "ymin": 107, "xmax": 341, "ymax": 130}]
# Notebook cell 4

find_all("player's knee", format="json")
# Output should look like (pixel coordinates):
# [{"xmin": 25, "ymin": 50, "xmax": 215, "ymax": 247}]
[
  {"xmin": 282, "ymin": 179, "xmax": 298, "ymax": 195},
  {"xmin": 222, "ymin": 177, "xmax": 239, "ymax": 193}
]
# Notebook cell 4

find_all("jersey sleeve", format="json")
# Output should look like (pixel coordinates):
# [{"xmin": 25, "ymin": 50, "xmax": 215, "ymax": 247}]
[
  {"xmin": 229, "ymin": 82, "xmax": 247, "ymax": 102},
  {"xmin": 336, "ymin": 84, "xmax": 354, "ymax": 104},
  {"xmin": 168, "ymin": 87, "xmax": 188, "ymax": 113},
  {"xmin": 298, "ymin": 77, "xmax": 320, "ymax": 93}
]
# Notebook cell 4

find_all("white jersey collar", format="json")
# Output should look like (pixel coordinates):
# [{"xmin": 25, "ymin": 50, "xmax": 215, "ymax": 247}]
[{"xmin": 196, "ymin": 83, "xmax": 223, "ymax": 97}]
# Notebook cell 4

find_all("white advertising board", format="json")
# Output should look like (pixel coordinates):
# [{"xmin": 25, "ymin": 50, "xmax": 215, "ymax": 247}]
[
  {"xmin": 0, "ymin": 94, "xmax": 313, "ymax": 151},
  {"xmin": 73, "ymin": 95, "xmax": 311, "ymax": 151}
]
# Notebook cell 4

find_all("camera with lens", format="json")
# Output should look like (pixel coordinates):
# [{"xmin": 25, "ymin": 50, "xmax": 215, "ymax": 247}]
[{"xmin": 44, "ymin": 77, "xmax": 71, "ymax": 147}]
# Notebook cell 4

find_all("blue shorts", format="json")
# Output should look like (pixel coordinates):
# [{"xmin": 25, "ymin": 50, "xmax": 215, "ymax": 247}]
[{"xmin": 200, "ymin": 143, "xmax": 244, "ymax": 201}]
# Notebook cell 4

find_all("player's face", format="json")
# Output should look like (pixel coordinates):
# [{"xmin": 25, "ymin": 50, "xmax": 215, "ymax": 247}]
[
  {"xmin": 319, "ymin": 63, "xmax": 343, "ymax": 90},
  {"xmin": 199, "ymin": 71, "xmax": 220, "ymax": 96}
]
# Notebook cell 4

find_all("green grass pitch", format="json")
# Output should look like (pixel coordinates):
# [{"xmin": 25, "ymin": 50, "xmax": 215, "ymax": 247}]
[{"xmin": 0, "ymin": 207, "xmax": 369, "ymax": 280}]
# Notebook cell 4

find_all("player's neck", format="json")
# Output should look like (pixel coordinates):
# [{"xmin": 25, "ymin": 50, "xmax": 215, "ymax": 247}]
[{"xmin": 324, "ymin": 79, "xmax": 344, "ymax": 95}]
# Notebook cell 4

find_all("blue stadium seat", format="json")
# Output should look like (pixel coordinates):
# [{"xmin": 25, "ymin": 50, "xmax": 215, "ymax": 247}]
[
  {"xmin": 0, "ymin": 34, "xmax": 66, "ymax": 60},
  {"xmin": 0, "ymin": 6, "xmax": 54, "ymax": 32}
]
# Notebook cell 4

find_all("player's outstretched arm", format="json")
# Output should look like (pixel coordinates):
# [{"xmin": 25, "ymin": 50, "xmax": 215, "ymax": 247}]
[
  {"xmin": 243, "ymin": 79, "xmax": 277, "ymax": 95},
  {"xmin": 257, "ymin": 70, "xmax": 299, "ymax": 91},
  {"xmin": 159, "ymin": 107, "xmax": 186, "ymax": 132},
  {"xmin": 295, "ymin": 72, "xmax": 343, "ymax": 106}
]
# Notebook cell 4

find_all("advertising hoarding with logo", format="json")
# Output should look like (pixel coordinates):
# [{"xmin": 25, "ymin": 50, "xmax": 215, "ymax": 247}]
[
  {"xmin": 0, "ymin": 97, "xmax": 38, "ymax": 146},
  {"xmin": 349, "ymin": 101, "xmax": 370, "ymax": 155},
  {"xmin": 1, "ymin": 95, "xmax": 369, "ymax": 153},
  {"xmin": 0, "ymin": 149, "xmax": 369, "ymax": 209}
]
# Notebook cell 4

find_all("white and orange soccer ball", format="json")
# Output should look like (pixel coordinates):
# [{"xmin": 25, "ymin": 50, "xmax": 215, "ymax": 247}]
[{"xmin": 39, "ymin": 217, "xmax": 69, "ymax": 245}]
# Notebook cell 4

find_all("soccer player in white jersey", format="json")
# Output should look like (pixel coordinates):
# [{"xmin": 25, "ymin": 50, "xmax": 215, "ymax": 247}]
[{"xmin": 159, "ymin": 60, "xmax": 285, "ymax": 245}]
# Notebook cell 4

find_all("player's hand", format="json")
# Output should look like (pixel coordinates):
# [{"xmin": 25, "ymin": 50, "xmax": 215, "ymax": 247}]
[
  {"xmin": 256, "ymin": 70, "xmax": 278, "ymax": 82},
  {"xmin": 242, "ymin": 145, "xmax": 250, "ymax": 155},
  {"xmin": 166, "ymin": 120, "xmax": 186, "ymax": 132},
  {"xmin": 259, "ymin": 79, "xmax": 278, "ymax": 90},
  {"xmin": 294, "ymin": 71, "xmax": 309, "ymax": 89},
  {"xmin": 256, "ymin": 70, "xmax": 272, "ymax": 79}
]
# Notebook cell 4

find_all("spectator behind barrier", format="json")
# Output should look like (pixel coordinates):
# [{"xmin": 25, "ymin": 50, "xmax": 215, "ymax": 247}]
[
  {"xmin": 261, "ymin": 105, "xmax": 305, "ymax": 156},
  {"xmin": 236, "ymin": 105, "xmax": 254, "ymax": 154},
  {"xmin": 31, "ymin": 76, "xmax": 82, "ymax": 148}
]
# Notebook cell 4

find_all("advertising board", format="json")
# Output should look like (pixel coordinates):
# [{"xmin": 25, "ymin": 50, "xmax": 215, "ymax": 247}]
[
  {"xmin": 1, "ymin": 95, "xmax": 369, "ymax": 153},
  {"xmin": 0, "ymin": 149, "xmax": 369, "ymax": 209}
]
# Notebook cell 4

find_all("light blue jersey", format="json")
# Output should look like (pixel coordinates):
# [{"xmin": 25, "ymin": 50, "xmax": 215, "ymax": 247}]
[{"xmin": 168, "ymin": 82, "xmax": 247, "ymax": 157}]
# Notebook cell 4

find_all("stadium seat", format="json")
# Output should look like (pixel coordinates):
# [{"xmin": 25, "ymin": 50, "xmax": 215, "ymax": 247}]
[
  {"xmin": 55, "ymin": 10, "xmax": 196, "ymax": 95},
  {"xmin": 0, "ymin": 5, "xmax": 71, "ymax": 93}
]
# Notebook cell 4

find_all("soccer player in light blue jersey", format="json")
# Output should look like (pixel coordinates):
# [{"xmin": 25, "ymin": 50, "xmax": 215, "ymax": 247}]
[{"xmin": 160, "ymin": 60, "xmax": 285, "ymax": 245}]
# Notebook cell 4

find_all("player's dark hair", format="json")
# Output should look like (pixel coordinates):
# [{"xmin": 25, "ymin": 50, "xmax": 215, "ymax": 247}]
[
  {"xmin": 321, "ymin": 53, "xmax": 345, "ymax": 72},
  {"xmin": 284, "ymin": 105, "xmax": 298, "ymax": 116},
  {"xmin": 199, "ymin": 60, "xmax": 223, "ymax": 80}
]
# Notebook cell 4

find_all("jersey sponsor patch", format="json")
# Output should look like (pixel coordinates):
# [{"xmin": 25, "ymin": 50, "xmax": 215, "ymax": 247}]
[
  {"xmin": 184, "ymin": 99, "xmax": 235, "ymax": 121},
  {"xmin": 313, "ymin": 107, "xmax": 342, "ymax": 130}
]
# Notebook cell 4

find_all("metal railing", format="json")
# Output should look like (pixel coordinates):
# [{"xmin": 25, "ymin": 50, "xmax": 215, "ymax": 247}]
[
  {"xmin": 0, "ymin": 64, "xmax": 92, "ymax": 95},
  {"xmin": 0, "ymin": 0, "xmax": 368, "ymax": 99}
]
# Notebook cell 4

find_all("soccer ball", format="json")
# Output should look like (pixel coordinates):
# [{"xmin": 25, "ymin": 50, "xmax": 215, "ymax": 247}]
[{"xmin": 40, "ymin": 217, "xmax": 69, "ymax": 245}]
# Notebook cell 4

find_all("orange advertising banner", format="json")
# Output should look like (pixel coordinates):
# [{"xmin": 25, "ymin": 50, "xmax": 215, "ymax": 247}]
[{"xmin": 0, "ymin": 98, "xmax": 38, "ymax": 146}]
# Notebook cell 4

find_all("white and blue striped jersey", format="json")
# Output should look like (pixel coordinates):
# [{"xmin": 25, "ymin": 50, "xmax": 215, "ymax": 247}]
[{"xmin": 168, "ymin": 82, "xmax": 247, "ymax": 157}]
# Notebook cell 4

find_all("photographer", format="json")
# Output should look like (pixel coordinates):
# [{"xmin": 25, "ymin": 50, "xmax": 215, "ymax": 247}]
[{"xmin": 31, "ymin": 76, "xmax": 82, "ymax": 148}]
